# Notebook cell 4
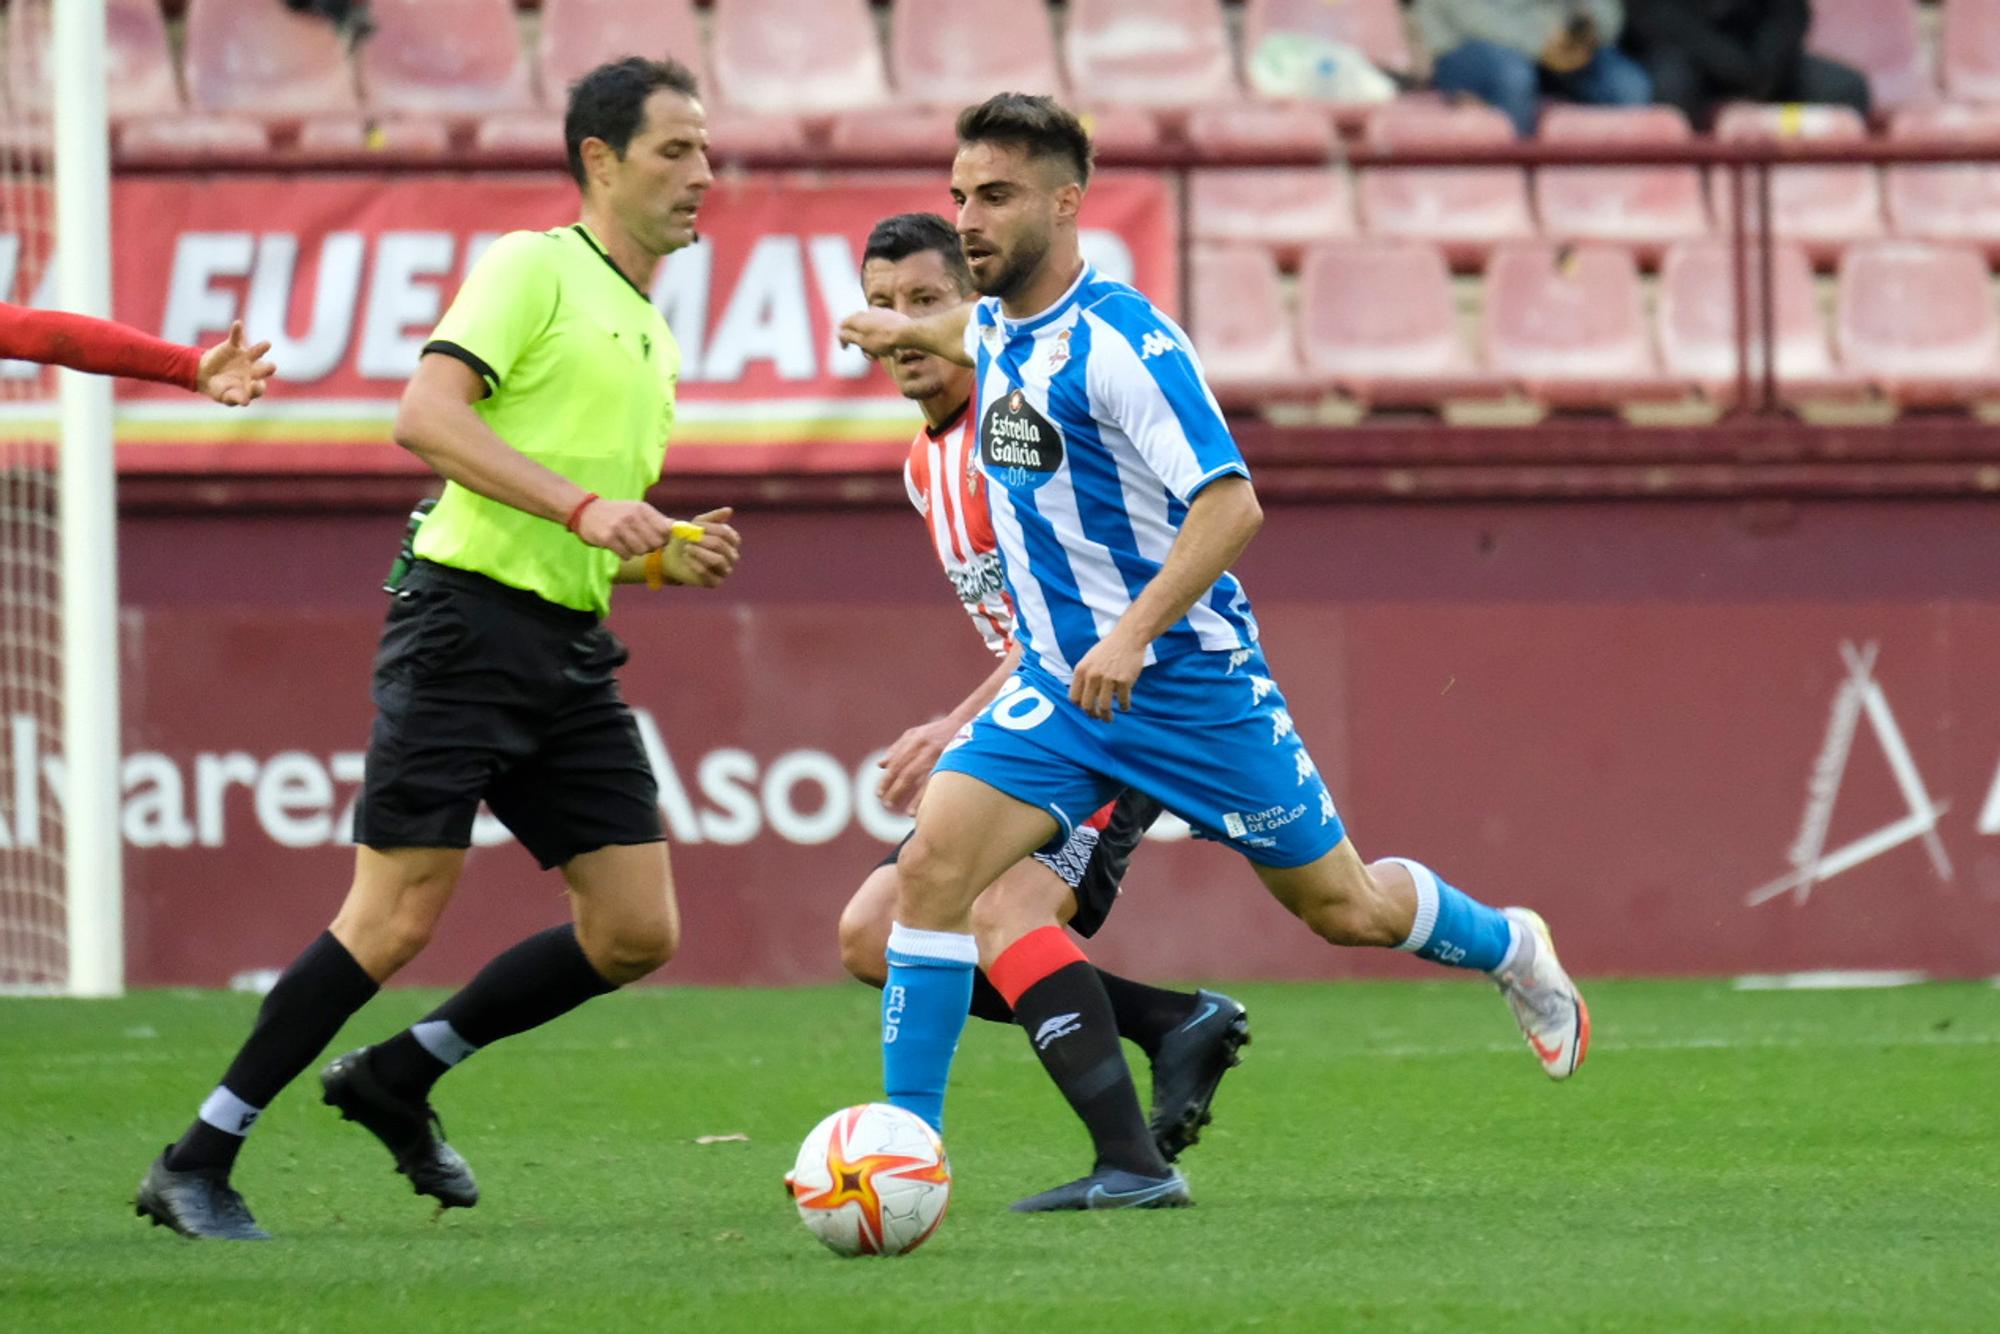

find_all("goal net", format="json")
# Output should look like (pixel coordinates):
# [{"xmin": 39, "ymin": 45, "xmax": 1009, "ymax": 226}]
[
  {"xmin": 1, "ymin": 0, "xmax": 121, "ymax": 995},
  {"xmin": 0, "ymin": 29, "xmax": 63, "ymax": 992}
]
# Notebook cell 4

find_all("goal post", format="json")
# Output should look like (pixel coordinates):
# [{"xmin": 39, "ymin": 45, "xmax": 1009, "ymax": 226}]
[
  {"xmin": 54, "ymin": 0, "xmax": 123, "ymax": 997},
  {"xmin": 0, "ymin": 0, "xmax": 122, "ymax": 997}
]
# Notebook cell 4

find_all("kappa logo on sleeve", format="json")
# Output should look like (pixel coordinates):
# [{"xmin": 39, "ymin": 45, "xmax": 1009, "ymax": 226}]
[{"xmin": 1138, "ymin": 330, "xmax": 1179, "ymax": 360}]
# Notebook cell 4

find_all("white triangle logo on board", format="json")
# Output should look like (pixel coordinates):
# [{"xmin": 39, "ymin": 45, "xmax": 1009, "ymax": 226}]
[{"xmin": 1746, "ymin": 641, "xmax": 1953, "ymax": 907}]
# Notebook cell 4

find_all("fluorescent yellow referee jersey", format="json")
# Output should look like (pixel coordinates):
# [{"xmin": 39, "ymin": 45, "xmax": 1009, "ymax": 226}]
[{"xmin": 413, "ymin": 223, "xmax": 679, "ymax": 616}]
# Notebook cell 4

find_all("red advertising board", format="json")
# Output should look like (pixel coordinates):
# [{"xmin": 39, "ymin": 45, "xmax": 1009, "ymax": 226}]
[
  {"xmin": 10, "ymin": 526, "xmax": 2000, "ymax": 986},
  {"xmin": 0, "ymin": 171, "xmax": 1175, "ymax": 473}
]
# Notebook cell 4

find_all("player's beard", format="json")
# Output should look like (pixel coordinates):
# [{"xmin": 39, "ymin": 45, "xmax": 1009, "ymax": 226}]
[{"xmin": 974, "ymin": 231, "xmax": 1050, "ymax": 303}]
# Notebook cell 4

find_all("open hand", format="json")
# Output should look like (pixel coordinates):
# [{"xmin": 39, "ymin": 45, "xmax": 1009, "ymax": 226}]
[{"xmin": 196, "ymin": 321, "xmax": 276, "ymax": 406}]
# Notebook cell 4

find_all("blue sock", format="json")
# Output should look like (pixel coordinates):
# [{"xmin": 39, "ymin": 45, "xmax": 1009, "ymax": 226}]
[
  {"xmin": 881, "ymin": 922, "xmax": 977, "ymax": 1134},
  {"xmin": 1386, "ymin": 857, "xmax": 1519, "ymax": 973}
]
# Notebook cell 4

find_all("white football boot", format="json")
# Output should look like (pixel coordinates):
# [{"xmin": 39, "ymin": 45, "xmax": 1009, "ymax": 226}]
[{"xmin": 1494, "ymin": 907, "xmax": 1590, "ymax": 1079}]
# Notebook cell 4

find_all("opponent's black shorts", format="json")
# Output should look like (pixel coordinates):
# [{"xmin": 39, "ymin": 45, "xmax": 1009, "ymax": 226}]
[
  {"xmin": 354, "ymin": 560, "xmax": 663, "ymax": 870},
  {"xmin": 878, "ymin": 789, "xmax": 1164, "ymax": 938}
]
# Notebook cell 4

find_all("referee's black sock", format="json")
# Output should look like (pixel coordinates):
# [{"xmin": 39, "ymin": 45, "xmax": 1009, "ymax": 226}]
[
  {"xmin": 993, "ymin": 928, "xmax": 1169, "ymax": 1178},
  {"xmin": 369, "ymin": 924, "xmax": 616, "ymax": 1102},
  {"xmin": 164, "ymin": 931, "xmax": 379, "ymax": 1174},
  {"xmin": 1094, "ymin": 971, "xmax": 1200, "ymax": 1060}
]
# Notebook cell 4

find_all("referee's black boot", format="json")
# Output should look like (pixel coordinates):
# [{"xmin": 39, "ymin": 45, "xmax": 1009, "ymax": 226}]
[
  {"xmin": 1147, "ymin": 988, "xmax": 1250, "ymax": 1162},
  {"xmin": 320, "ymin": 1048, "xmax": 479, "ymax": 1209},
  {"xmin": 135, "ymin": 1151, "xmax": 271, "ymax": 1240}
]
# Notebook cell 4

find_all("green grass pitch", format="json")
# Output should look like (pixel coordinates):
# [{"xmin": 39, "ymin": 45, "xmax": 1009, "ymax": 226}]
[{"xmin": 3, "ymin": 979, "xmax": 1996, "ymax": 1332}]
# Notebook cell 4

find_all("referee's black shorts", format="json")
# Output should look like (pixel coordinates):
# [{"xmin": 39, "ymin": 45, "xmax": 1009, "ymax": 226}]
[
  {"xmin": 353, "ymin": 560, "xmax": 664, "ymax": 870},
  {"xmin": 878, "ymin": 788, "xmax": 1164, "ymax": 938}
]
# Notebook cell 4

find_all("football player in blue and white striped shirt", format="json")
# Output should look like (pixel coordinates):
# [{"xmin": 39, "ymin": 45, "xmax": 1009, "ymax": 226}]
[{"xmin": 840, "ymin": 94, "xmax": 1588, "ymax": 1214}]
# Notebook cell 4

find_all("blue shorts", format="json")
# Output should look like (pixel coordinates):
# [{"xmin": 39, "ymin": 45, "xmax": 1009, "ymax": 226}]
[{"xmin": 934, "ymin": 645, "xmax": 1346, "ymax": 869}]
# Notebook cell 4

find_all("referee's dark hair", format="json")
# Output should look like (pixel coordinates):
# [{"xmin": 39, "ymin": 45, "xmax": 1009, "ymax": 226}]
[
  {"xmin": 862, "ymin": 213, "xmax": 974, "ymax": 295},
  {"xmin": 955, "ymin": 93, "xmax": 1094, "ymax": 189},
  {"xmin": 564, "ymin": 56, "xmax": 701, "ymax": 188}
]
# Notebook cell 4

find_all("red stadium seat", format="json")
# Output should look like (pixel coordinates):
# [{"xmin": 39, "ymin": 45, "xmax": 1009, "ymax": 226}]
[
  {"xmin": 1535, "ymin": 106, "xmax": 1707, "ymax": 262},
  {"xmin": 710, "ymin": 0, "xmax": 889, "ymax": 115},
  {"xmin": 1808, "ymin": 0, "xmax": 1934, "ymax": 109},
  {"xmin": 1836, "ymin": 240, "xmax": 2000, "ymax": 405},
  {"xmin": 357, "ymin": 0, "xmax": 534, "ymax": 116},
  {"xmin": 5, "ymin": 0, "xmax": 181, "ymax": 121},
  {"xmin": 1885, "ymin": 104, "xmax": 2000, "ymax": 255},
  {"xmin": 295, "ymin": 117, "xmax": 453, "ymax": 159},
  {"xmin": 1297, "ymin": 239, "xmax": 1505, "ymax": 407},
  {"xmin": 1655, "ymin": 240, "xmax": 1863, "ymax": 405},
  {"xmin": 118, "ymin": 116, "xmax": 269, "ymax": 164},
  {"xmin": 889, "ymin": 0, "xmax": 1063, "ymax": 103},
  {"xmin": 1073, "ymin": 103, "xmax": 1164, "ymax": 155},
  {"xmin": 184, "ymin": 0, "xmax": 359, "ymax": 118},
  {"xmin": 537, "ymin": 0, "xmax": 705, "ymax": 106},
  {"xmin": 473, "ymin": 113, "xmax": 566, "ymax": 156},
  {"xmin": 1356, "ymin": 104, "xmax": 1533, "ymax": 267},
  {"xmin": 1188, "ymin": 247, "xmax": 1313, "ymax": 407},
  {"xmin": 826, "ymin": 107, "xmax": 959, "ymax": 163},
  {"xmin": 1942, "ymin": 0, "xmax": 2000, "ymax": 102},
  {"xmin": 702, "ymin": 106, "xmax": 814, "ymax": 159},
  {"xmin": 1185, "ymin": 103, "xmax": 1331, "ymax": 160},
  {"xmin": 1063, "ymin": 0, "xmax": 1238, "ymax": 109},
  {"xmin": 538, "ymin": 0, "xmax": 809, "ymax": 164},
  {"xmin": 1711, "ymin": 105, "xmax": 1883, "ymax": 263},
  {"xmin": 1241, "ymin": 0, "xmax": 1413, "ymax": 77},
  {"xmin": 1483, "ymin": 243, "xmax": 1684, "ymax": 409},
  {"xmin": 1188, "ymin": 168, "xmax": 1354, "ymax": 267}
]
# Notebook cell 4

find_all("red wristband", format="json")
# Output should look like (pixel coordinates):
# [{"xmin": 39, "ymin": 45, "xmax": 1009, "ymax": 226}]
[{"xmin": 564, "ymin": 492, "xmax": 601, "ymax": 533}]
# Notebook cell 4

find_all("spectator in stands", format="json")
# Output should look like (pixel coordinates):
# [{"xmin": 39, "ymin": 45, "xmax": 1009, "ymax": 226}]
[
  {"xmin": 284, "ymin": 0, "xmax": 372, "ymax": 41},
  {"xmin": 1417, "ymin": 0, "xmax": 1651, "ymax": 136},
  {"xmin": 1622, "ymin": 0, "xmax": 1870, "ymax": 129}
]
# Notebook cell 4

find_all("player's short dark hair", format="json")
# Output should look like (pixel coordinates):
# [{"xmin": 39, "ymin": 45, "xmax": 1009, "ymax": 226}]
[
  {"xmin": 955, "ymin": 92, "xmax": 1093, "ymax": 189},
  {"xmin": 862, "ymin": 213, "xmax": 973, "ymax": 295},
  {"xmin": 564, "ymin": 56, "xmax": 701, "ymax": 188}
]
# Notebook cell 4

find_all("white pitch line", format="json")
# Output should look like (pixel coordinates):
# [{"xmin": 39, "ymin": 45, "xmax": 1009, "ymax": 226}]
[{"xmin": 1733, "ymin": 970, "xmax": 1932, "ymax": 991}]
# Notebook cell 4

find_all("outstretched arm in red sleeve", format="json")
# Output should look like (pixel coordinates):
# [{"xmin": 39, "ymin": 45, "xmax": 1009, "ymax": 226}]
[{"xmin": 0, "ymin": 303, "xmax": 275, "ymax": 405}]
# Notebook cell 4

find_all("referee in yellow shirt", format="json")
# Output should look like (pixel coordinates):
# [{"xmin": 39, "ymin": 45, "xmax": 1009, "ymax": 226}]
[{"xmin": 138, "ymin": 57, "xmax": 739, "ymax": 1241}]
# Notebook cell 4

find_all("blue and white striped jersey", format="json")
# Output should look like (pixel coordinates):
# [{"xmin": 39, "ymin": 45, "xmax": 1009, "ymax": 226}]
[{"xmin": 964, "ymin": 263, "xmax": 1259, "ymax": 684}]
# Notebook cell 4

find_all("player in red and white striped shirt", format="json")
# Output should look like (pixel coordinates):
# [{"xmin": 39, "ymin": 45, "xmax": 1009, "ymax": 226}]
[
  {"xmin": 836, "ymin": 214, "xmax": 1248, "ymax": 1171},
  {"xmin": 0, "ymin": 303, "xmax": 274, "ymax": 404},
  {"xmin": 901, "ymin": 362, "xmax": 1009, "ymax": 657}
]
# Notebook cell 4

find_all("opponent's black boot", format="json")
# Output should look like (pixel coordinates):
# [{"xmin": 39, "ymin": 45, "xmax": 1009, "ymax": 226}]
[{"xmin": 1147, "ymin": 989, "xmax": 1250, "ymax": 1162}]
